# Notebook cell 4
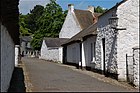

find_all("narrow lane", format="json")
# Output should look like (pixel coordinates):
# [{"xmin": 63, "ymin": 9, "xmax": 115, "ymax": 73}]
[{"xmin": 22, "ymin": 57, "xmax": 137, "ymax": 92}]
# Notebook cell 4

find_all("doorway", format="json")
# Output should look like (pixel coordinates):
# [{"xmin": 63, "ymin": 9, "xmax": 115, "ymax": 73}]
[{"xmin": 102, "ymin": 38, "xmax": 106, "ymax": 75}]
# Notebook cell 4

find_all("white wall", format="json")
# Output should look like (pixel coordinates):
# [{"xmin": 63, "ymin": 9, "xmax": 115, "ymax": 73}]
[
  {"xmin": 117, "ymin": 0, "xmax": 139, "ymax": 80},
  {"xmin": 67, "ymin": 43, "xmax": 80, "ymax": 64},
  {"xmin": 96, "ymin": 8, "xmax": 117, "ymax": 72},
  {"xmin": 1, "ymin": 24, "xmax": 15, "ymax": 92},
  {"xmin": 59, "ymin": 10, "xmax": 81, "ymax": 38},
  {"xmin": 59, "ymin": 47, "xmax": 63, "ymax": 63},
  {"xmin": 82, "ymin": 36, "xmax": 96, "ymax": 68},
  {"xmin": 40, "ymin": 40, "xmax": 59, "ymax": 61},
  {"xmin": 15, "ymin": 45, "xmax": 20, "ymax": 67}
]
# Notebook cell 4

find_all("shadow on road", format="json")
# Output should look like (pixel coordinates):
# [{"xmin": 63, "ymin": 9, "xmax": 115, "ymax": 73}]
[{"xmin": 8, "ymin": 67, "xmax": 26, "ymax": 92}]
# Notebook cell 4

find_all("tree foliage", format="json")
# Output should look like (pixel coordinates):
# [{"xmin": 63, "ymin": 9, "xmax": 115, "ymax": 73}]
[
  {"xmin": 94, "ymin": 6, "xmax": 108, "ymax": 13},
  {"xmin": 19, "ymin": 0, "xmax": 67, "ymax": 50}
]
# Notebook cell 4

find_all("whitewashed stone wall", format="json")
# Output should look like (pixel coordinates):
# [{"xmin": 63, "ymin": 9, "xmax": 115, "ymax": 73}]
[
  {"xmin": 1, "ymin": 24, "xmax": 15, "ymax": 92},
  {"xmin": 59, "ymin": 10, "xmax": 81, "ymax": 38},
  {"xmin": 116, "ymin": 0, "xmax": 139, "ymax": 81},
  {"xmin": 96, "ymin": 0, "xmax": 139, "ymax": 81},
  {"xmin": 82, "ymin": 36, "xmax": 96, "ymax": 68},
  {"xmin": 67, "ymin": 43, "xmax": 80, "ymax": 64},
  {"xmin": 133, "ymin": 47, "xmax": 139, "ymax": 88},
  {"xmin": 96, "ymin": 25, "xmax": 118, "ymax": 74},
  {"xmin": 96, "ymin": 7, "xmax": 118, "ymax": 72},
  {"xmin": 40, "ymin": 40, "xmax": 59, "ymax": 61}
]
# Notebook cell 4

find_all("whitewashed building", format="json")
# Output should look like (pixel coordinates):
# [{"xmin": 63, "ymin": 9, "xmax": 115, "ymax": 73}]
[
  {"xmin": 40, "ymin": 38, "xmax": 68, "ymax": 62},
  {"xmin": 62, "ymin": 23, "xmax": 97, "ymax": 69},
  {"xmin": 1, "ymin": 0, "xmax": 19, "ymax": 92},
  {"xmin": 59, "ymin": 4, "xmax": 100, "ymax": 63},
  {"xmin": 95, "ymin": 0, "xmax": 139, "ymax": 82}
]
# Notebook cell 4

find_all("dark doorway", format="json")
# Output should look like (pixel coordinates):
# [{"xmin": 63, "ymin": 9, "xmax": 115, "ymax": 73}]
[
  {"xmin": 63, "ymin": 46, "xmax": 67, "ymax": 64},
  {"xmin": 79, "ymin": 43, "xmax": 82, "ymax": 69},
  {"xmin": 102, "ymin": 38, "xmax": 106, "ymax": 75}
]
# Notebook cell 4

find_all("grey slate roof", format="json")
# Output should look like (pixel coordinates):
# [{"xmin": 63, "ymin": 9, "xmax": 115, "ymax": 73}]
[
  {"xmin": 44, "ymin": 38, "xmax": 69, "ymax": 47},
  {"xmin": 62, "ymin": 23, "xmax": 97, "ymax": 45}
]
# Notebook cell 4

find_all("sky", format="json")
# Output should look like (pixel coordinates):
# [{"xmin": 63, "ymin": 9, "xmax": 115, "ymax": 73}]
[{"xmin": 19, "ymin": 0, "xmax": 122, "ymax": 15}]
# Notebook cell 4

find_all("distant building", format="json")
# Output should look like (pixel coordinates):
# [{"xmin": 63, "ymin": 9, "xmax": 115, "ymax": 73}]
[
  {"xmin": 40, "ymin": 38, "xmax": 68, "ymax": 62},
  {"xmin": 1, "ymin": 0, "xmax": 19, "ymax": 92},
  {"xmin": 20, "ymin": 36, "xmax": 33, "ymax": 56}
]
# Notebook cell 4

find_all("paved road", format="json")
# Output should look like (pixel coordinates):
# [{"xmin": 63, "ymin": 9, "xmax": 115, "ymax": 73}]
[{"xmin": 22, "ymin": 57, "xmax": 138, "ymax": 92}]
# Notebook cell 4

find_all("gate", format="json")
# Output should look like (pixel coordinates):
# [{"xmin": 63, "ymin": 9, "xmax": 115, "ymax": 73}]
[{"xmin": 126, "ymin": 54, "xmax": 134, "ymax": 84}]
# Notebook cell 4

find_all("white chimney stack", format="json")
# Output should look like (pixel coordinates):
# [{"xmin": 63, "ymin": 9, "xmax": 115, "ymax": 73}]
[
  {"xmin": 68, "ymin": 4, "xmax": 74, "ymax": 12},
  {"xmin": 88, "ymin": 6, "xmax": 94, "ymax": 13}
]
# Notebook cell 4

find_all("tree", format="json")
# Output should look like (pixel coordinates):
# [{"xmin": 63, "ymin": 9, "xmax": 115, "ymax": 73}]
[
  {"xmin": 30, "ymin": 0, "xmax": 67, "ymax": 50},
  {"xmin": 19, "ymin": 14, "xmax": 31, "ymax": 36},
  {"xmin": 94, "ymin": 6, "xmax": 108, "ymax": 13},
  {"xmin": 25, "ymin": 5, "xmax": 44, "ymax": 34}
]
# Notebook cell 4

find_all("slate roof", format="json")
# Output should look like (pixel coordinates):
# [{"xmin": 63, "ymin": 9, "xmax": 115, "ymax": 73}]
[
  {"xmin": 62, "ymin": 23, "xmax": 97, "ymax": 45},
  {"xmin": 74, "ymin": 9, "xmax": 94, "ymax": 29},
  {"xmin": 43, "ymin": 38, "xmax": 69, "ymax": 47},
  {"xmin": 1, "ymin": 0, "xmax": 19, "ymax": 44}
]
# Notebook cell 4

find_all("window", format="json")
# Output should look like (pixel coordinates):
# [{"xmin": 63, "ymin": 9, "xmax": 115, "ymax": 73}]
[{"xmin": 91, "ymin": 43, "xmax": 93, "ymax": 61}]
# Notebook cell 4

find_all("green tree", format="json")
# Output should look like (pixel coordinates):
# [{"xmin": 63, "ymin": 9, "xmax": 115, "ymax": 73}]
[
  {"xmin": 31, "ymin": 0, "xmax": 67, "ymax": 50},
  {"xmin": 95, "ymin": 6, "xmax": 108, "ymax": 13},
  {"xmin": 19, "ymin": 14, "xmax": 31, "ymax": 36},
  {"xmin": 25, "ymin": 5, "xmax": 44, "ymax": 34}
]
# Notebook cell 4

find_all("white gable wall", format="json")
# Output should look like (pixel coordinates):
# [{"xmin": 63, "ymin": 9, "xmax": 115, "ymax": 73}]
[
  {"xmin": 59, "ymin": 10, "xmax": 81, "ymax": 38},
  {"xmin": 116, "ymin": 0, "xmax": 139, "ymax": 81},
  {"xmin": 1, "ymin": 24, "xmax": 15, "ymax": 92},
  {"xmin": 40, "ymin": 40, "xmax": 59, "ymax": 61},
  {"xmin": 40, "ymin": 40, "xmax": 48, "ymax": 59}
]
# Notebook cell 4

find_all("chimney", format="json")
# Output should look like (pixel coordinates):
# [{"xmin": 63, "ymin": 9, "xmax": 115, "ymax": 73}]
[
  {"xmin": 68, "ymin": 4, "xmax": 74, "ymax": 12},
  {"xmin": 88, "ymin": 6, "xmax": 94, "ymax": 13}
]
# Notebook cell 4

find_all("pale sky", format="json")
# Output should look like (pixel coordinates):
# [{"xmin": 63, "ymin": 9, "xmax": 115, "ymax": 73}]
[{"xmin": 19, "ymin": 0, "xmax": 122, "ymax": 14}]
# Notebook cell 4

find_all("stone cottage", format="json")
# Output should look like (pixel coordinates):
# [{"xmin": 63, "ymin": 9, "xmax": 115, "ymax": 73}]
[
  {"xmin": 59, "ymin": 4, "xmax": 100, "ymax": 63},
  {"xmin": 1, "ymin": 0, "xmax": 19, "ymax": 92},
  {"xmin": 62, "ymin": 23, "xmax": 97, "ymax": 69},
  {"xmin": 40, "ymin": 38, "xmax": 68, "ymax": 62},
  {"xmin": 95, "ymin": 0, "xmax": 139, "ymax": 82}
]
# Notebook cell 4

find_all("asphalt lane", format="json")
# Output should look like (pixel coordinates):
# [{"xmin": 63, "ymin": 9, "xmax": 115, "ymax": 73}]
[{"xmin": 22, "ymin": 57, "xmax": 137, "ymax": 92}]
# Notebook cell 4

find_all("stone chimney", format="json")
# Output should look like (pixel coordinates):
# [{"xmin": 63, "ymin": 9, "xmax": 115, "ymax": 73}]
[
  {"xmin": 68, "ymin": 4, "xmax": 74, "ymax": 12},
  {"xmin": 88, "ymin": 6, "xmax": 94, "ymax": 13}
]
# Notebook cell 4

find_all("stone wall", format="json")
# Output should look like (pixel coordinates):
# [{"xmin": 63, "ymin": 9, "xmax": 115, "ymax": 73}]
[
  {"xmin": 117, "ymin": 0, "xmax": 139, "ymax": 81},
  {"xmin": 1, "ymin": 24, "xmax": 15, "ymax": 92},
  {"xmin": 133, "ymin": 47, "xmax": 139, "ymax": 88},
  {"xmin": 95, "ymin": 7, "xmax": 117, "ymax": 73},
  {"xmin": 40, "ymin": 40, "xmax": 59, "ymax": 61}
]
